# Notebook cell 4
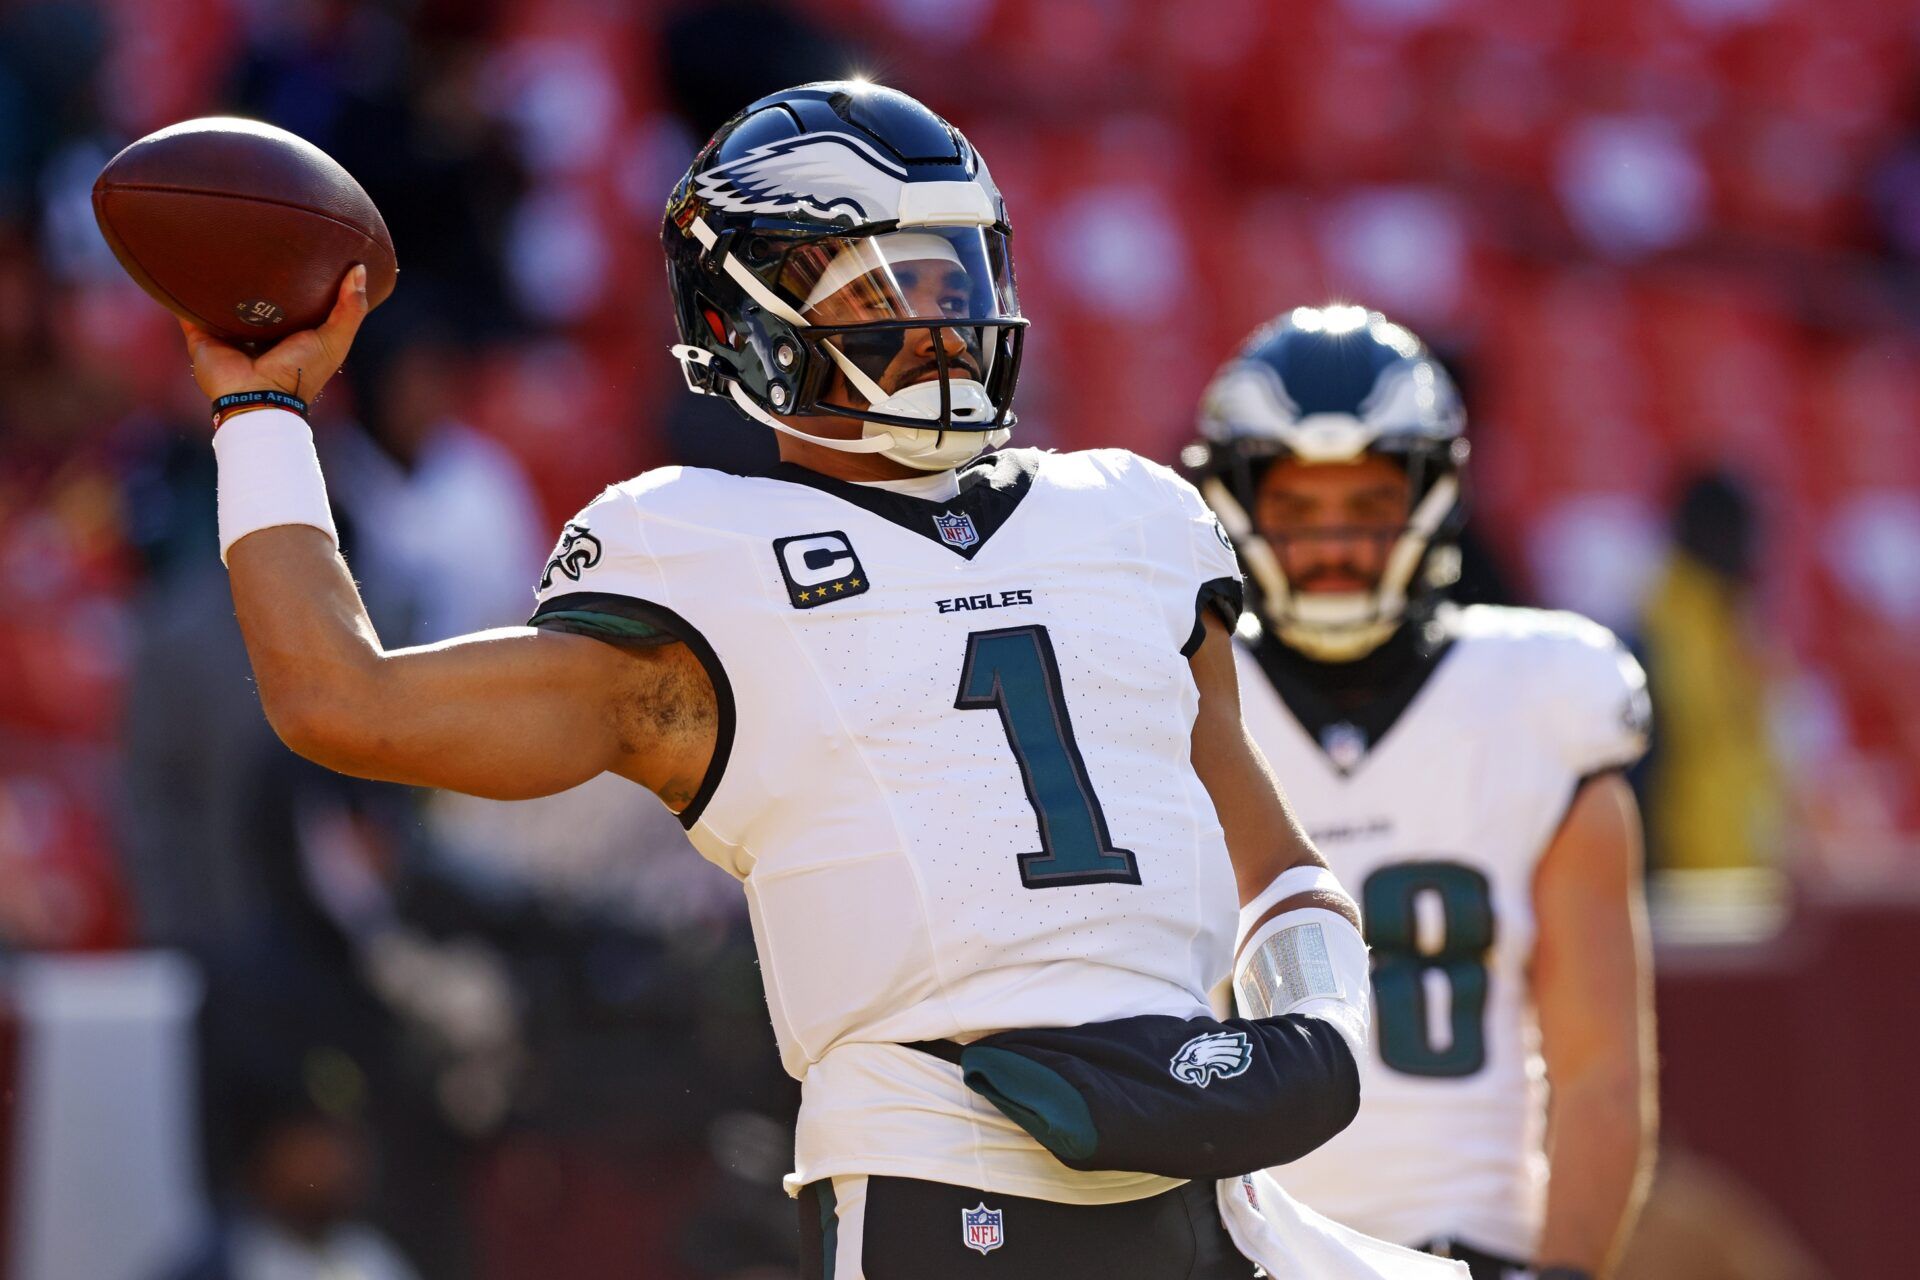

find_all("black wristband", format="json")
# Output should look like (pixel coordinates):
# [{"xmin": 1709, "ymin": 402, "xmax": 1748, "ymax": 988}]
[
  {"xmin": 211, "ymin": 389, "xmax": 309, "ymax": 420},
  {"xmin": 1535, "ymin": 1269, "xmax": 1594, "ymax": 1280}
]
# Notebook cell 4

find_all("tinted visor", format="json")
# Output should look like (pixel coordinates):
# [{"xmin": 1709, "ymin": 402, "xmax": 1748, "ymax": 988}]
[
  {"xmin": 773, "ymin": 227, "xmax": 1018, "ymax": 389},
  {"xmin": 775, "ymin": 227, "xmax": 1017, "ymax": 324}
]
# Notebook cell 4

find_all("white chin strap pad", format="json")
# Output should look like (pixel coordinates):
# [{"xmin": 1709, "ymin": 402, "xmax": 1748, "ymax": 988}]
[
  {"xmin": 727, "ymin": 381, "xmax": 1008, "ymax": 470},
  {"xmin": 863, "ymin": 378, "xmax": 1008, "ymax": 469},
  {"xmin": 873, "ymin": 422, "xmax": 1011, "ymax": 470},
  {"xmin": 868, "ymin": 377, "xmax": 996, "ymax": 425}
]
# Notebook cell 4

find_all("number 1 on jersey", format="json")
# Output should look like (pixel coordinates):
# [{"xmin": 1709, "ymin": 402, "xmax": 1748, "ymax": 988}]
[{"xmin": 956, "ymin": 625, "xmax": 1141, "ymax": 889}]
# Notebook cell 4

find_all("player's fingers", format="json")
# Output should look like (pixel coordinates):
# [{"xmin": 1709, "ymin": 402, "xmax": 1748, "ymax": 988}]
[
  {"xmin": 339, "ymin": 264, "xmax": 370, "ymax": 321},
  {"xmin": 177, "ymin": 317, "xmax": 227, "ymax": 370},
  {"xmin": 317, "ymin": 264, "xmax": 370, "ymax": 347}
]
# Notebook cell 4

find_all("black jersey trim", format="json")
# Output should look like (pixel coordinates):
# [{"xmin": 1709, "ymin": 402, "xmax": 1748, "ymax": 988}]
[
  {"xmin": 1183, "ymin": 576, "xmax": 1246, "ymax": 658},
  {"xmin": 759, "ymin": 448, "xmax": 1040, "ymax": 559},
  {"xmin": 1575, "ymin": 764, "xmax": 1633, "ymax": 790},
  {"xmin": 1252, "ymin": 621, "xmax": 1456, "ymax": 776},
  {"xmin": 529, "ymin": 608, "xmax": 676, "ymax": 645},
  {"xmin": 528, "ymin": 591, "xmax": 735, "ymax": 830}
]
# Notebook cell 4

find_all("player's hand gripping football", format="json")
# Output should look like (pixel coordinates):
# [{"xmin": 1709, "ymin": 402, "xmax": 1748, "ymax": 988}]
[{"xmin": 180, "ymin": 264, "xmax": 370, "ymax": 408}]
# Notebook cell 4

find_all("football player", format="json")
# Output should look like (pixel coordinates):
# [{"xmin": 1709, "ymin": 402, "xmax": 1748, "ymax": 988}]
[
  {"xmin": 1188, "ymin": 306, "xmax": 1657, "ymax": 1280},
  {"xmin": 175, "ymin": 84, "xmax": 1459, "ymax": 1279}
]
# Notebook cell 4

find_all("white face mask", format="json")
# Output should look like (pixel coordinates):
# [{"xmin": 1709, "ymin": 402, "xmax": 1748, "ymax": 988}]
[
  {"xmin": 727, "ymin": 381, "xmax": 1009, "ymax": 471},
  {"xmin": 1201, "ymin": 472, "xmax": 1461, "ymax": 663}
]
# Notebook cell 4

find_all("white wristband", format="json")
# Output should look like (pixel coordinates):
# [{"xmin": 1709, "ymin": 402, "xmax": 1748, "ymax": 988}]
[
  {"xmin": 1236, "ymin": 864, "xmax": 1350, "ymax": 951},
  {"xmin": 1233, "ymin": 905, "xmax": 1371, "ymax": 1064},
  {"xmin": 212, "ymin": 409, "xmax": 338, "ymax": 564}
]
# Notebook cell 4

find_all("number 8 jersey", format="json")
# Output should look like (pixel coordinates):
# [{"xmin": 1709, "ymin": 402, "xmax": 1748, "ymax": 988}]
[
  {"xmin": 530, "ymin": 448, "xmax": 1245, "ymax": 1200},
  {"xmin": 1234, "ymin": 605, "xmax": 1651, "ymax": 1259}
]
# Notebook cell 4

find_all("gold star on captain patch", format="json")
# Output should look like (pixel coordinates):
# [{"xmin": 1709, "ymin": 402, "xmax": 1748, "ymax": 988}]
[
  {"xmin": 851, "ymin": 578, "xmax": 862, "ymax": 587},
  {"xmin": 832, "ymin": 581, "xmax": 845, "ymax": 592},
  {"xmin": 798, "ymin": 589, "xmax": 812, "ymax": 601}
]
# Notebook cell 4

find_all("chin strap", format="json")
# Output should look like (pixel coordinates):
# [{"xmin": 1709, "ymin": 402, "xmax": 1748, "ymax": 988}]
[
  {"xmin": 728, "ymin": 382, "xmax": 897, "ymax": 453},
  {"xmin": 727, "ymin": 382, "xmax": 1007, "ymax": 471}
]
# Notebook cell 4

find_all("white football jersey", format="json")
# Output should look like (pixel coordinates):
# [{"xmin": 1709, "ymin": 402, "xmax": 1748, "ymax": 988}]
[
  {"xmin": 1235, "ymin": 605, "xmax": 1649, "ymax": 1259},
  {"xmin": 532, "ymin": 448, "xmax": 1244, "ymax": 1200}
]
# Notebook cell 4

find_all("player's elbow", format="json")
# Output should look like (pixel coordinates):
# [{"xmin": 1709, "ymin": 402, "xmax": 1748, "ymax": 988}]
[
  {"xmin": 256, "ymin": 667, "xmax": 388, "ymax": 777},
  {"xmin": 261, "ymin": 687, "xmax": 356, "ymax": 770},
  {"xmin": 1261, "ymin": 1013, "xmax": 1364, "ymax": 1166}
]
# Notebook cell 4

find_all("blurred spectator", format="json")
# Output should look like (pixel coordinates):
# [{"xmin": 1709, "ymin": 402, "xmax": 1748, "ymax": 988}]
[
  {"xmin": 0, "ymin": 2, "xmax": 109, "ymax": 227},
  {"xmin": 660, "ymin": 1, "xmax": 856, "ymax": 139},
  {"xmin": 1638, "ymin": 472, "xmax": 1784, "ymax": 870},
  {"xmin": 158, "ymin": 1103, "xmax": 421, "ymax": 1280},
  {"xmin": 331, "ymin": 305, "xmax": 546, "ymax": 645}
]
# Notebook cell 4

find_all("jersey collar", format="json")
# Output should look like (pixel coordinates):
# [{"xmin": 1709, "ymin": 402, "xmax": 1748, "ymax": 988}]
[
  {"xmin": 1253, "ymin": 614, "xmax": 1457, "ymax": 776},
  {"xmin": 761, "ymin": 448, "xmax": 1040, "ymax": 560}
]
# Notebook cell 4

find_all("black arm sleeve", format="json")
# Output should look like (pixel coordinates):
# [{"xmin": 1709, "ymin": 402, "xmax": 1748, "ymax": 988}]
[{"xmin": 911, "ymin": 1009, "xmax": 1359, "ymax": 1180}]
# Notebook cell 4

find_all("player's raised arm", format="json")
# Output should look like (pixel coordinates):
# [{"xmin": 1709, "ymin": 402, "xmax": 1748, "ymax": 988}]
[{"xmin": 183, "ymin": 272, "xmax": 716, "ymax": 807}]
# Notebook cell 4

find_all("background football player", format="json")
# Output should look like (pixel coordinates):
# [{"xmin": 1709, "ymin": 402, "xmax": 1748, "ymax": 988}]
[
  {"xmin": 1189, "ymin": 306, "xmax": 1657, "ymax": 1280},
  {"xmin": 174, "ymin": 84, "xmax": 1460, "ymax": 1279}
]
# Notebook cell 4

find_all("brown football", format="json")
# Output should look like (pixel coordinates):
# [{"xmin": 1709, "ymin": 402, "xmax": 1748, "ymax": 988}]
[{"xmin": 93, "ymin": 117, "xmax": 397, "ymax": 345}]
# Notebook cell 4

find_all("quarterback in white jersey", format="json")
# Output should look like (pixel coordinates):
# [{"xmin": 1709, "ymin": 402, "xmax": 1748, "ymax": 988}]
[
  {"xmin": 174, "ymin": 83, "xmax": 1464, "ymax": 1280},
  {"xmin": 1191, "ymin": 308, "xmax": 1657, "ymax": 1280},
  {"xmin": 536, "ymin": 447, "xmax": 1249, "ymax": 1203}
]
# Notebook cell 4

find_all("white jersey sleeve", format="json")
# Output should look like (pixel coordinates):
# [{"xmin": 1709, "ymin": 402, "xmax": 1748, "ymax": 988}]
[
  {"xmin": 1104, "ymin": 451, "xmax": 1244, "ymax": 654},
  {"xmin": 529, "ymin": 480, "xmax": 671, "ymax": 637},
  {"xmin": 527, "ymin": 467, "xmax": 744, "ymax": 648},
  {"xmin": 1532, "ymin": 612, "xmax": 1652, "ymax": 776}
]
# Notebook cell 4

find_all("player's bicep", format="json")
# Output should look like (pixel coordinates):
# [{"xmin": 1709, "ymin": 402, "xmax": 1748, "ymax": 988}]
[
  {"xmin": 1531, "ymin": 772, "xmax": 1653, "ymax": 1077},
  {"xmin": 330, "ymin": 627, "xmax": 710, "ymax": 804}
]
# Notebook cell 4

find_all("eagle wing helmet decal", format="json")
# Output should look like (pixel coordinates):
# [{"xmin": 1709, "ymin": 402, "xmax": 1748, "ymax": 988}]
[{"xmin": 692, "ymin": 132, "xmax": 911, "ymax": 225}]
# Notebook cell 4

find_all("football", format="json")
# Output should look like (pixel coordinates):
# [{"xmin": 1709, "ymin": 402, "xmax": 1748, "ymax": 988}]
[{"xmin": 92, "ymin": 117, "xmax": 397, "ymax": 346}]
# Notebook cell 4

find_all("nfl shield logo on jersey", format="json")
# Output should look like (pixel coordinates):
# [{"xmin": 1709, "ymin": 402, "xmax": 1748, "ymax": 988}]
[
  {"xmin": 1320, "ymin": 721, "xmax": 1368, "ymax": 773},
  {"xmin": 961, "ymin": 1202, "xmax": 1004, "ymax": 1255},
  {"xmin": 933, "ymin": 510, "xmax": 979, "ymax": 550}
]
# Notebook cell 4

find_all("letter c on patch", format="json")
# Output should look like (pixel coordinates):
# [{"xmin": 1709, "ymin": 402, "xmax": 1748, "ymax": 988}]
[{"xmin": 780, "ymin": 533, "xmax": 854, "ymax": 587}]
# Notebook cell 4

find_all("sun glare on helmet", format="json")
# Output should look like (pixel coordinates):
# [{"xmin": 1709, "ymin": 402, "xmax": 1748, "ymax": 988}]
[
  {"xmin": 1370, "ymin": 319, "xmax": 1422, "ymax": 357},
  {"xmin": 1289, "ymin": 304, "xmax": 1370, "ymax": 335}
]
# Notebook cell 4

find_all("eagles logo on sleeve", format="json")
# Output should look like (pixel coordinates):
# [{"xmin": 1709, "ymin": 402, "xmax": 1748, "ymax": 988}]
[
  {"xmin": 1169, "ymin": 1030, "xmax": 1254, "ymax": 1088},
  {"xmin": 539, "ymin": 522, "xmax": 603, "ymax": 592}
]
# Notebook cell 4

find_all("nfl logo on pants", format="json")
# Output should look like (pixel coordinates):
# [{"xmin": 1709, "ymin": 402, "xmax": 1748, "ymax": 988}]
[{"xmin": 961, "ymin": 1202, "xmax": 1004, "ymax": 1255}]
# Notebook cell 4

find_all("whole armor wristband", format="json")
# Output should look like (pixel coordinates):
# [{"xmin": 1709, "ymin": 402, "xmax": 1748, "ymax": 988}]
[{"xmin": 212, "ymin": 389, "xmax": 309, "ymax": 430}]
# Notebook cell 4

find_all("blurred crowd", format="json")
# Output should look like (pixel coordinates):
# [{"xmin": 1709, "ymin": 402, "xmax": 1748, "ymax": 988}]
[{"xmin": 1, "ymin": 0, "xmax": 1917, "ymax": 1277}]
